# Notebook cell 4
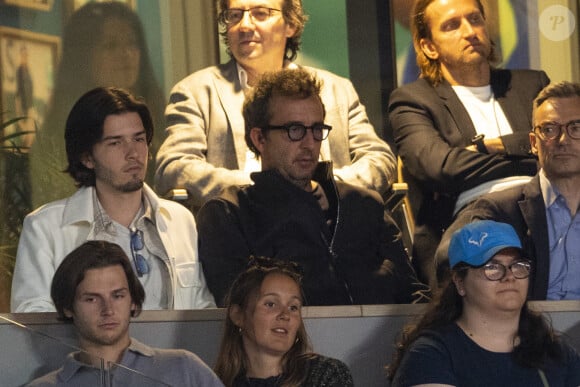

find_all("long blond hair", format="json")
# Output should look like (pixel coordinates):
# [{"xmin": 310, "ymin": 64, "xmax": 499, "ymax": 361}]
[{"xmin": 411, "ymin": 0, "xmax": 497, "ymax": 85}]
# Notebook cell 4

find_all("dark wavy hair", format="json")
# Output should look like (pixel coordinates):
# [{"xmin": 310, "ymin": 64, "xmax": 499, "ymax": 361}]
[
  {"xmin": 64, "ymin": 87, "xmax": 153, "ymax": 187},
  {"xmin": 242, "ymin": 68, "xmax": 324, "ymax": 156},
  {"xmin": 29, "ymin": 1, "xmax": 164, "ymax": 206},
  {"xmin": 387, "ymin": 265, "xmax": 563, "ymax": 380},
  {"xmin": 217, "ymin": 0, "xmax": 308, "ymax": 61},
  {"xmin": 411, "ymin": 0, "xmax": 498, "ymax": 85},
  {"xmin": 214, "ymin": 257, "xmax": 316, "ymax": 387},
  {"xmin": 51, "ymin": 240, "xmax": 145, "ymax": 322}
]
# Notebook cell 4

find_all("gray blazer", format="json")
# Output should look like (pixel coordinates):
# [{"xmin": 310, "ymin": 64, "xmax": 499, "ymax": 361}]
[{"xmin": 155, "ymin": 60, "xmax": 395, "ymax": 210}]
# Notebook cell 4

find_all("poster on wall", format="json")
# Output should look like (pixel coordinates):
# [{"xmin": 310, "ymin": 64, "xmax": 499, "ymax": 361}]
[{"xmin": 0, "ymin": 27, "xmax": 60, "ymax": 151}]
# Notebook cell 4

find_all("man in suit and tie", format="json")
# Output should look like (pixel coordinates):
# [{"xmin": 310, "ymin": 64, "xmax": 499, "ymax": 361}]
[
  {"xmin": 155, "ymin": 0, "xmax": 396, "ymax": 212},
  {"xmin": 388, "ymin": 0, "xmax": 549, "ymax": 287}
]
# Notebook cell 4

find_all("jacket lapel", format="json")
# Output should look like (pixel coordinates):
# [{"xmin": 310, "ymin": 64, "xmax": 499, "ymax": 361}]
[
  {"xmin": 491, "ymin": 69, "xmax": 531, "ymax": 131},
  {"xmin": 518, "ymin": 176, "xmax": 550, "ymax": 299},
  {"xmin": 435, "ymin": 81, "xmax": 478, "ymax": 142},
  {"xmin": 213, "ymin": 60, "xmax": 248, "ymax": 169}
]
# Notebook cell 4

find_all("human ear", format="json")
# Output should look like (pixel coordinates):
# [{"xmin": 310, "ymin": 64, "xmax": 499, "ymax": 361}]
[
  {"xmin": 451, "ymin": 272, "xmax": 466, "ymax": 296},
  {"xmin": 529, "ymin": 132, "xmax": 538, "ymax": 156},
  {"xmin": 285, "ymin": 23, "xmax": 297, "ymax": 38},
  {"xmin": 249, "ymin": 127, "xmax": 267, "ymax": 155},
  {"xmin": 80, "ymin": 152, "xmax": 95, "ymax": 170},
  {"xmin": 229, "ymin": 304, "xmax": 245, "ymax": 329},
  {"xmin": 419, "ymin": 38, "xmax": 439, "ymax": 60},
  {"xmin": 64, "ymin": 308, "xmax": 74, "ymax": 319}
]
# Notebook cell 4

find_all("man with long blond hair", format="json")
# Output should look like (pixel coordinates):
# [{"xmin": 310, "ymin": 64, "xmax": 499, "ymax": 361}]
[{"xmin": 388, "ymin": 0, "xmax": 549, "ymax": 288}]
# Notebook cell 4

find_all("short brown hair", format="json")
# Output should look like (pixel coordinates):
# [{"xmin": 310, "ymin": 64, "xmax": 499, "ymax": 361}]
[
  {"xmin": 242, "ymin": 68, "xmax": 324, "ymax": 156},
  {"xmin": 51, "ymin": 240, "xmax": 145, "ymax": 321},
  {"xmin": 532, "ymin": 81, "xmax": 580, "ymax": 127}
]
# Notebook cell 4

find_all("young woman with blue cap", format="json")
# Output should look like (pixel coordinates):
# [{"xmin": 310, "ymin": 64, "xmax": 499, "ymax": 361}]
[{"xmin": 388, "ymin": 220, "xmax": 580, "ymax": 386}]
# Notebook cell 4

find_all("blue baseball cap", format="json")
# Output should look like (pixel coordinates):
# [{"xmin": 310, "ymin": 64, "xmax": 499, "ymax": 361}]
[{"xmin": 448, "ymin": 220, "xmax": 522, "ymax": 269}]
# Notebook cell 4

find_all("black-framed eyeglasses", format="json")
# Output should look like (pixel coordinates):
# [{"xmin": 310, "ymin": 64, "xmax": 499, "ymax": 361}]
[
  {"xmin": 534, "ymin": 120, "xmax": 580, "ymax": 141},
  {"xmin": 262, "ymin": 123, "xmax": 332, "ymax": 142},
  {"xmin": 130, "ymin": 229, "xmax": 150, "ymax": 277},
  {"xmin": 480, "ymin": 259, "xmax": 532, "ymax": 281},
  {"xmin": 221, "ymin": 7, "xmax": 281, "ymax": 25}
]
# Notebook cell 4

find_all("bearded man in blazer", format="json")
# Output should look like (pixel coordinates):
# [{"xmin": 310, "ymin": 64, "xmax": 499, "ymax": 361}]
[
  {"xmin": 155, "ymin": 0, "xmax": 395, "ymax": 212},
  {"xmin": 436, "ymin": 81, "xmax": 580, "ymax": 300},
  {"xmin": 388, "ymin": 0, "xmax": 549, "ymax": 287}
]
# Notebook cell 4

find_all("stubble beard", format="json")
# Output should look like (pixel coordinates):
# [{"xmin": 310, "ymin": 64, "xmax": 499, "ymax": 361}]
[
  {"xmin": 117, "ymin": 177, "xmax": 144, "ymax": 192},
  {"xmin": 94, "ymin": 163, "xmax": 145, "ymax": 193}
]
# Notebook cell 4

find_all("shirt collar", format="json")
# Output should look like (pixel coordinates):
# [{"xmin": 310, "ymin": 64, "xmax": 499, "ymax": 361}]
[
  {"xmin": 236, "ymin": 60, "xmax": 298, "ymax": 90},
  {"xmin": 123, "ymin": 338, "xmax": 155, "ymax": 357},
  {"xmin": 58, "ymin": 338, "xmax": 154, "ymax": 382},
  {"xmin": 539, "ymin": 168, "xmax": 561, "ymax": 209},
  {"xmin": 91, "ymin": 190, "xmax": 154, "ymax": 235},
  {"xmin": 58, "ymin": 352, "xmax": 89, "ymax": 382}
]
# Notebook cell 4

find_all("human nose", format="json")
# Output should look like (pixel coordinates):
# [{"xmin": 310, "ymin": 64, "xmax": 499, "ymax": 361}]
[
  {"xmin": 277, "ymin": 308, "xmax": 290, "ymax": 320},
  {"xmin": 556, "ymin": 127, "xmax": 573, "ymax": 144},
  {"xmin": 299, "ymin": 129, "xmax": 317, "ymax": 148},
  {"xmin": 239, "ymin": 10, "xmax": 255, "ymax": 29},
  {"xmin": 460, "ymin": 18, "xmax": 476, "ymax": 36},
  {"xmin": 124, "ymin": 139, "xmax": 140, "ymax": 158},
  {"xmin": 100, "ymin": 298, "xmax": 114, "ymax": 315},
  {"xmin": 500, "ymin": 265, "xmax": 516, "ymax": 282}
]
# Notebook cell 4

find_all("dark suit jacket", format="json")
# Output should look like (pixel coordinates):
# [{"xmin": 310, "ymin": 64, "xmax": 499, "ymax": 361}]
[
  {"xmin": 436, "ymin": 175, "xmax": 550, "ymax": 300},
  {"xmin": 388, "ymin": 69, "xmax": 549, "ymax": 284}
]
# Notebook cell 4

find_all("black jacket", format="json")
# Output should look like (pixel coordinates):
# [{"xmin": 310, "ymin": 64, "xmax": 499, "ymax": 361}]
[
  {"xmin": 197, "ymin": 162, "xmax": 427, "ymax": 306},
  {"xmin": 388, "ymin": 69, "xmax": 549, "ymax": 285},
  {"xmin": 436, "ymin": 175, "xmax": 549, "ymax": 299}
]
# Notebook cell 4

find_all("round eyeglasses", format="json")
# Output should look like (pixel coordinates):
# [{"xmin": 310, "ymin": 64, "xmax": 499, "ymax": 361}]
[
  {"xmin": 534, "ymin": 120, "xmax": 580, "ymax": 141},
  {"xmin": 221, "ymin": 7, "xmax": 281, "ymax": 25},
  {"xmin": 262, "ymin": 123, "xmax": 332, "ymax": 142},
  {"xmin": 480, "ymin": 260, "xmax": 532, "ymax": 281}
]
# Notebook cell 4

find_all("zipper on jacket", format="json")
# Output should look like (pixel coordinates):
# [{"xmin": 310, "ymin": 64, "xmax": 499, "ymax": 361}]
[{"xmin": 319, "ymin": 178, "xmax": 354, "ymax": 304}]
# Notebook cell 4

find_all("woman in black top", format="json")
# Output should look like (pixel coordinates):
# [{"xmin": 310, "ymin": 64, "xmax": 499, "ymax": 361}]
[{"xmin": 215, "ymin": 257, "xmax": 354, "ymax": 387}]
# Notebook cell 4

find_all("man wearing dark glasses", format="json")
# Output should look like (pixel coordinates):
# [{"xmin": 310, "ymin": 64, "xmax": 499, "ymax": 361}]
[
  {"xmin": 196, "ymin": 69, "xmax": 428, "ymax": 306},
  {"xmin": 155, "ymin": 0, "xmax": 396, "ymax": 213},
  {"xmin": 12, "ymin": 87, "xmax": 216, "ymax": 312},
  {"xmin": 436, "ymin": 81, "xmax": 580, "ymax": 301}
]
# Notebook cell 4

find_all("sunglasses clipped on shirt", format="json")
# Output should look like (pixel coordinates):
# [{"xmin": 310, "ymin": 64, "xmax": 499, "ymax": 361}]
[{"xmin": 130, "ymin": 228, "xmax": 150, "ymax": 277}]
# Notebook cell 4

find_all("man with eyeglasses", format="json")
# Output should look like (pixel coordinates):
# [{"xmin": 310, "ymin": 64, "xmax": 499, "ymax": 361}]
[
  {"xmin": 154, "ymin": 0, "xmax": 396, "ymax": 213},
  {"xmin": 388, "ymin": 0, "xmax": 550, "ymax": 288},
  {"xmin": 11, "ymin": 87, "xmax": 215, "ymax": 312},
  {"xmin": 436, "ymin": 81, "xmax": 580, "ymax": 300},
  {"xmin": 196, "ymin": 69, "xmax": 428, "ymax": 306}
]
